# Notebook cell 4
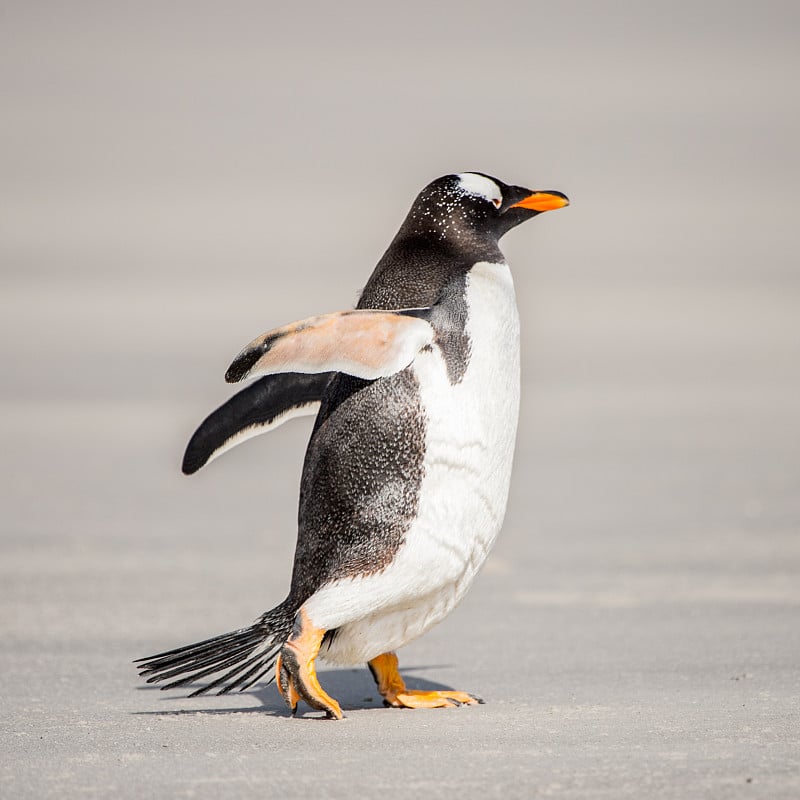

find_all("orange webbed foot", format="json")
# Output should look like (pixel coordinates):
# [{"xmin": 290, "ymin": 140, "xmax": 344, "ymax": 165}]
[
  {"xmin": 384, "ymin": 689, "xmax": 483, "ymax": 709},
  {"xmin": 368, "ymin": 652, "xmax": 484, "ymax": 710}
]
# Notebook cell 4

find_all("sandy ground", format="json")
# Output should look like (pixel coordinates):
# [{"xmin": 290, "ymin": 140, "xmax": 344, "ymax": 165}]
[{"xmin": 2, "ymin": 2, "xmax": 799, "ymax": 797}]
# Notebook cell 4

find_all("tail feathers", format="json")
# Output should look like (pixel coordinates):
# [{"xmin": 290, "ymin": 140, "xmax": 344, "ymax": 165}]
[{"xmin": 135, "ymin": 605, "xmax": 294, "ymax": 697}]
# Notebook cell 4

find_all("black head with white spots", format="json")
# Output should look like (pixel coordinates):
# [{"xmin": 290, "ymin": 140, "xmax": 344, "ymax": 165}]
[{"xmin": 401, "ymin": 172, "xmax": 569, "ymax": 253}]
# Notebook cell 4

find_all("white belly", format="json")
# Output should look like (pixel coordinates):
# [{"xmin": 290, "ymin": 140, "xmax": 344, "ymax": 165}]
[{"xmin": 307, "ymin": 261, "xmax": 520, "ymax": 664}]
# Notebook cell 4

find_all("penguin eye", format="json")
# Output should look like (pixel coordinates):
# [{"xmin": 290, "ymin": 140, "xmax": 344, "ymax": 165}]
[{"xmin": 491, "ymin": 198, "xmax": 502, "ymax": 209}]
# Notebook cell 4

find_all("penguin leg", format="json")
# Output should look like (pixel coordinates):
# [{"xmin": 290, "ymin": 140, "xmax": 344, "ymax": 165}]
[
  {"xmin": 368, "ymin": 652, "xmax": 483, "ymax": 709},
  {"xmin": 276, "ymin": 609, "xmax": 343, "ymax": 719}
]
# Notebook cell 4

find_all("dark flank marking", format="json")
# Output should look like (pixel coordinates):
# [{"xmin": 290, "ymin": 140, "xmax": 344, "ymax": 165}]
[
  {"xmin": 427, "ymin": 274, "xmax": 471, "ymax": 384},
  {"xmin": 289, "ymin": 368, "xmax": 427, "ymax": 601},
  {"xmin": 181, "ymin": 372, "xmax": 333, "ymax": 475}
]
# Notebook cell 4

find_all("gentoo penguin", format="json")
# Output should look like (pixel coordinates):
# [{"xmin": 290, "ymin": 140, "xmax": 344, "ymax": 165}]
[{"xmin": 136, "ymin": 172, "xmax": 569, "ymax": 718}]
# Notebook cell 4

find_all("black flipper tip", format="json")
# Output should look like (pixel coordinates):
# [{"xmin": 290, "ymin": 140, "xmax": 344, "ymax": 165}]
[
  {"xmin": 224, "ymin": 355, "xmax": 252, "ymax": 384},
  {"xmin": 181, "ymin": 453, "xmax": 201, "ymax": 475}
]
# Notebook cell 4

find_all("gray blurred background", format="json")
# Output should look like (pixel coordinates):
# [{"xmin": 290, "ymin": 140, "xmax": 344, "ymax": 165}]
[{"xmin": 1, "ymin": 1, "xmax": 798, "ymax": 797}]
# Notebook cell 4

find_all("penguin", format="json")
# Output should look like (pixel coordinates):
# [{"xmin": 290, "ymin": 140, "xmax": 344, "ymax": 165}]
[{"xmin": 136, "ymin": 172, "xmax": 569, "ymax": 719}]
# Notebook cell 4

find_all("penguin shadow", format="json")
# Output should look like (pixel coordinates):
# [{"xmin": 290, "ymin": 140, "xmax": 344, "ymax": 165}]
[{"xmin": 134, "ymin": 664, "xmax": 459, "ymax": 719}]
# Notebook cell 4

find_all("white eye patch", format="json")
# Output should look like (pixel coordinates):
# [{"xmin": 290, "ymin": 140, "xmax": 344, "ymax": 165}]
[{"xmin": 457, "ymin": 173, "xmax": 503, "ymax": 207}]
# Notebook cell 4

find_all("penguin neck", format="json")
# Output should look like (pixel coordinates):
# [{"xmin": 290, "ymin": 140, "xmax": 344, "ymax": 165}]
[{"xmin": 359, "ymin": 231, "xmax": 505, "ymax": 310}]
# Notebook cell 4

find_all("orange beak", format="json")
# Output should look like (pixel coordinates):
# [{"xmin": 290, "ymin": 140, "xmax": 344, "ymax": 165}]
[{"xmin": 510, "ymin": 191, "xmax": 569, "ymax": 212}]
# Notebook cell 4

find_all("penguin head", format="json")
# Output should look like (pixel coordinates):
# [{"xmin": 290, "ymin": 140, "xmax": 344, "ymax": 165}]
[{"xmin": 403, "ymin": 172, "xmax": 569, "ymax": 248}]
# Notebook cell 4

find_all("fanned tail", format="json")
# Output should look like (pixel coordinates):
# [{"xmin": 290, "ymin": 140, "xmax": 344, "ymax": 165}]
[{"xmin": 135, "ymin": 602, "xmax": 294, "ymax": 696}]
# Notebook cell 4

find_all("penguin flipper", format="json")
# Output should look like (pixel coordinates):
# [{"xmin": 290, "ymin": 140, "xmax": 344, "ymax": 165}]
[
  {"xmin": 181, "ymin": 372, "xmax": 333, "ymax": 475},
  {"xmin": 225, "ymin": 308, "xmax": 434, "ymax": 384}
]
